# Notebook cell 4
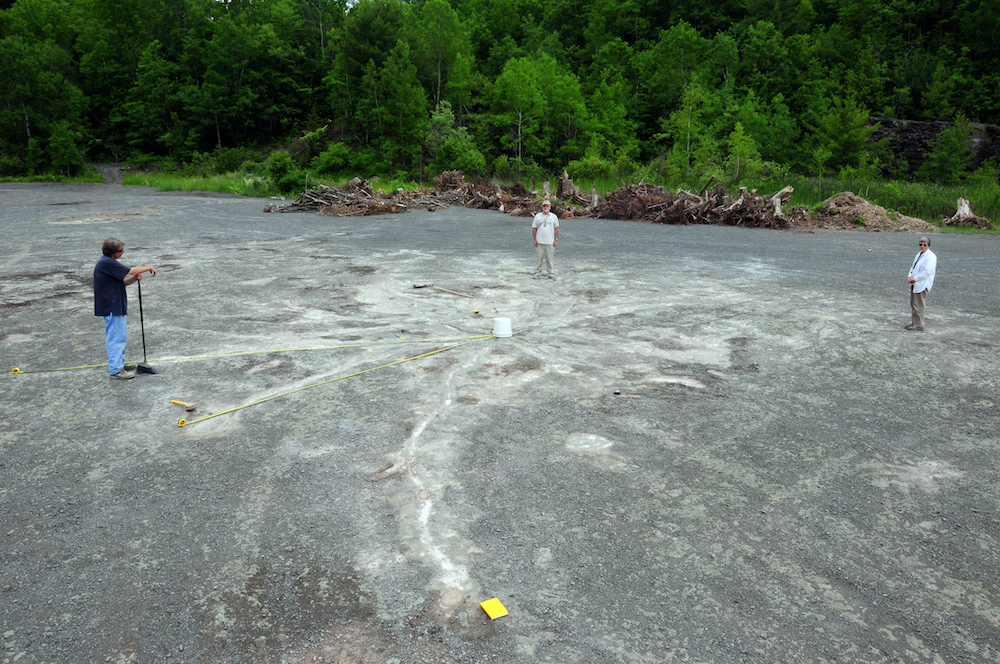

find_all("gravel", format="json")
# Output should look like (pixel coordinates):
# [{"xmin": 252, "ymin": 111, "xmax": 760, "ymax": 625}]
[{"xmin": 1, "ymin": 182, "xmax": 999, "ymax": 663}]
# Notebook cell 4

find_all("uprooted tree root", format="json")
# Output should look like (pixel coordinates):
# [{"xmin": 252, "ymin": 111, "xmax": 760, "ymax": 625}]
[
  {"xmin": 265, "ymin": 172, "xmax": 980, "ymax": 232},
  {"xmin": 591, "ymin": 183, "xmax": 801, "ymax": 229}
]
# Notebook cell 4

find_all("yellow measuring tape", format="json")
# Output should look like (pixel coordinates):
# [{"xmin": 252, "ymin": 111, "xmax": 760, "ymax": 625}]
[
  {"xmin": 177, "ymin": 336, "xmax": 492, "ymax": 427},
  {"xmin": 10, "ymin": 334, "xmax": 491, "ymax": 375}
]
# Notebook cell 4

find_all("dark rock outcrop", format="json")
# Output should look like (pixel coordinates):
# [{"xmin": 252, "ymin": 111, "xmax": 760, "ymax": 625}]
[{"xmin": 870, "ymin": 117, "xmax": 1000, "ymax": 178}]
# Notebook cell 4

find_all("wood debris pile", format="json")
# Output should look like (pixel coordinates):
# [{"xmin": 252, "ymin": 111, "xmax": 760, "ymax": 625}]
[
  {"xmin": 433, "ymin": 170, "xmax": 507, "ymax": 210},
  {"xmin": 813, "ymin": 192, "xmax": 935, "ymax": 232},
  {"xmin": 264, "ymin": 171, "xmax": 988, "ymax": 232},
  {"xmin": 590, "ymin": 183, "xmax": 800, "ymax": 229},
  {"xmin": 434, "ymin": 170, "xmax": 465, "ymax": 190},
  {"xmin": 591, "ymin": 183, "xmax": 674, "ymax": 220},
  {"xmin": 556, "ymin": 171, "xmax": 595, "ymax": 208},
  {"xmin": 262, "ymin": 179, "xmax": 407, "ymax": 217}
]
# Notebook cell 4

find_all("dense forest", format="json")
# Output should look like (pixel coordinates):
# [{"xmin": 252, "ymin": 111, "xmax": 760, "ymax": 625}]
[{"xmin": 2, "ymin": 0, "xmax": 998, "ymax": 187}]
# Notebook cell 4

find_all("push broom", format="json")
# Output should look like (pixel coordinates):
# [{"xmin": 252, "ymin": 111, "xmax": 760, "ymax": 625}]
[{"xmin": 135, "ymin": 278, "xmax": 160, "ymax": 374}]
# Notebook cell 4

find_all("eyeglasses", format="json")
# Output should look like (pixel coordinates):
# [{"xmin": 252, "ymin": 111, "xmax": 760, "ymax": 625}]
[{"xmin": 919, "ymin": 243, "xmax": 928, "ymax": 246}]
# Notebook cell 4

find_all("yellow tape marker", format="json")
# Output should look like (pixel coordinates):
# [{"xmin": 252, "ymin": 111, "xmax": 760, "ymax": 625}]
[
  {"xmin": 480, "ymin": 598, "xmax": 508, "ymax": 620},
  {"xmin": 178, "ymin": 419, "xmax": 187, "ymax": 427},
  {"xmin": 12, "ymin": 334, "xmax": 493, "ymax": 375},
  {"xmin": 178, "ymin": 337, "xmax": 492, "ymax": 428}
]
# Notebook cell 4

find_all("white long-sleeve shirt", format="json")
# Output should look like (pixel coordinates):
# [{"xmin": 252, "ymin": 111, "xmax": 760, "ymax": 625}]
[{"xmin": 908, "ymin": 248, "xmax": 937, "ymax": 293}]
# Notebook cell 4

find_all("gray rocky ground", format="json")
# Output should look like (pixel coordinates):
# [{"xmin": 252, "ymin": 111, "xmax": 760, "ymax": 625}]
[{"xmin": 1, "ymin": 182, "xmax": 999, "ymax": 664}]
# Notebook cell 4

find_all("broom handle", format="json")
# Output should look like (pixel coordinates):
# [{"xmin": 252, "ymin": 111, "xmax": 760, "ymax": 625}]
[{"xmin": 137, "ymin": 278, "xmax": 149, "ymax": 363}]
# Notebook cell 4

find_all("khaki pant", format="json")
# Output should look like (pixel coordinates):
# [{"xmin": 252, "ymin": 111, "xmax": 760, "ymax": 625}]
[
  {"xmin": 910, "ymin": 286, "xmax": 927, "ymax": 328},
  {"xmin": 534, "ymin": 244, "xmax": 555, "ymax": 276}
]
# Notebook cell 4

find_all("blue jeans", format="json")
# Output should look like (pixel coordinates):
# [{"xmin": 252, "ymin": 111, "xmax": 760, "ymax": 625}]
[{"xmin": 104, "ymin": 314, "xmax": 127, "ymax": 374}]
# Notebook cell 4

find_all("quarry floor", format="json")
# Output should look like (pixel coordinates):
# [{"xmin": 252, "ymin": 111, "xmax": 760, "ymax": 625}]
[{"xmin": 2, "ymin": 182, "xmax": 1000, "ymax": 664}]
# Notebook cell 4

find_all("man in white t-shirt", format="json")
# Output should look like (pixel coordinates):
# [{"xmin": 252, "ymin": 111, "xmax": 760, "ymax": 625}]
[{"xmin": 531, "ymin": 200, "xmax": 559, "ymax": 280}]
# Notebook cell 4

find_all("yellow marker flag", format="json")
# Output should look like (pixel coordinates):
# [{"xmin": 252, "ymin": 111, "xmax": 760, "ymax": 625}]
[{"xmin": 480, "ymin": 598, "xmax": 508, "ymax": 620}]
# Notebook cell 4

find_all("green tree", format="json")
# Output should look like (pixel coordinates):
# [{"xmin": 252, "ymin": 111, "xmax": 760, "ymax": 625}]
[
  {"xmin": 488, "ymin": 53, "xmax": 588, "ymax": 170},
  {"xmin": 722, "ymin": 121, "xmax": 762, "ymax": 184},
  {"xmin": 805, "ymin": 96, "xmax": 878, "ymax": 172},
  {"xmin": 293, "ymin": 0, "xmax": 348, "ymax": 65},
  {"xmin": 0, "ymin": 34, "xmax": 87, "ymax": 172},
  {"xmin": 488, "ymin": 55, "xmax": 546, "ymax": 163},
  {"xmin": 378, "ymin": 39, "xmax": 429, "ymax": 173},
  {"xmin": 916, "ymin": 115, "xmax": 972, "ymax": 184},
  {"xmin": 736, "ymin": 21, "xmax": 796, "ymax": 103},
  {"xmin": 415, "ymin": 0, "xmax": 468, "ymax": 107},
  {"xmin": 586, "ymin": 72, "xmax": 639, "ymax": 161},
  {"xmin": 443, "ymin": 51, "xmax": 479, "ymax": 124},
  {"xmin": 922, "ymin": 60, "xmax": 961, "ymax": 121},
  {"xmin": 354, "ymin": 59, "xmax": 384, "ymax": 144},
  {"xmin": 635, "ymin": 22, "xmax": 712, "ymax": 132},
  {"xmin": 119, "ymin": 40, "xmax": 180, "ymax": 155},
  {"xmin": 327, "ymin": 0, "xmax": 406, "ymax": 119},
  {"xmin": 536, "ymin": 53, "xmax": 590, "ymax": 167},
  {"xmin": 47, "ymin": 119, "xmax": 86, "ymax": 175},
  {"xmin": 427, "ymin": 101, "xmax": 486, "ymax": 173},
  {"xmin": 654, "ymin": 78, "xmax": 722, "ymax": 183},
  {"xmin": 725, "ymin": 90, "xmax": 798, "ymax": 165}
]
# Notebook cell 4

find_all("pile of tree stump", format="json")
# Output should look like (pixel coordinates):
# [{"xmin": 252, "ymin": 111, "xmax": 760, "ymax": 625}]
[
  {"xmin": 590, "ymin": 182, "xmax": 802, "ymax": 229},
  {"xmin": 261, "ymin": 179, "xmax": 407, "ymax": 216},
  {"xmin": 264, "ymin": 171, "xmax": 987, "ymax": 232},
  {"xmin": 944, "ymin": 198, "xmax": 992, "ymax": 229}
]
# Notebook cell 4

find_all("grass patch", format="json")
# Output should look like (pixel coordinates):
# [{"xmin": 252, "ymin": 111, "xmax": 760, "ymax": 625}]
[
  {"xmin": 0, "ymin": 169, "xmax": 104, "ymax": 184},
  {"xmin": 122, "ymin": 171, "xmax": 280, "ymax": 197}
]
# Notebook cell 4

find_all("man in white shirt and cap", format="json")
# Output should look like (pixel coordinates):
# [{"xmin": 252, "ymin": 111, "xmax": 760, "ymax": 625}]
[
  {"xmin": 906, "ymin": 236, "xmax": 937, "ymax": 331},
  {"xmin": 531, "ymin": 200, "xmax": 559, "ymax": 280}
]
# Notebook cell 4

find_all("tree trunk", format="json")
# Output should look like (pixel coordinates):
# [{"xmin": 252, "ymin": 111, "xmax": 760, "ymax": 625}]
[
  {"xmin": 22, "ymin": 101, "xmax": 31, "ymax": 140},
  {"xmin": 767, "ymin": 186, "xmax": 794, "ymax": 216}
]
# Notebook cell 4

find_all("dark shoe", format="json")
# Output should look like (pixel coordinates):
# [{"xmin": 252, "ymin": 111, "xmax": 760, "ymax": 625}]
[
  {"xmin": 904, "ymin": 324, "xmax": 924, "ymax": 331},
  {"xmin": 124, "ymin": 363, "xmax": 137, "ymax": 371},
  {"xmin": 548, "ymin": 275, "xmax": 557, "ymax": 280},
  {"xmin": 110, "ymin": 369, "xmax": 136, "ymax": 380}
]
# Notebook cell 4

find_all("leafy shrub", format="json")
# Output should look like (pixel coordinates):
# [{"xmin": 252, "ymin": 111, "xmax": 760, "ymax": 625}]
[
  {"xmin": 212, "ymin": 146, "xmax": 255, "ymax": 174},
  {"xmin": 277, "ymin": 170, "xmax": 308, "ymax": 194},
  {"xmin": 567, "ymin": 153, "xmax": 613, "ymax": 181},
  {"xmin": 263, "ymin": 151, "xmax": 307, "ymax": 193},
  {"xmin": 265, "ymin": 151, "xmax": 295, "ymax": 180},
  {"xmin": 612, "ymin": 154, "xmax": 641, "ymax": 181},
  {"xmin": 0, "ymin": 153, "xmax": 26, "ymax": 177},
  {"xmin": 312, "ymin": 142, "xmax": 352, "ymax": 175},
  {"xmin": 348, "ymin": 147, "xmax": 391, "ymax": 178},
  {"xmin": 434, "ymin": 137, "xmax": 486, "ymax": 174}
]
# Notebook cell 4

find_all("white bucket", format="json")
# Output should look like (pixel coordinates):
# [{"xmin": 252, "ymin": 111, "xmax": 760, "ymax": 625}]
[{"xmin": 492, "ymin": 317, "xmax": 513, "ymax": 337}]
